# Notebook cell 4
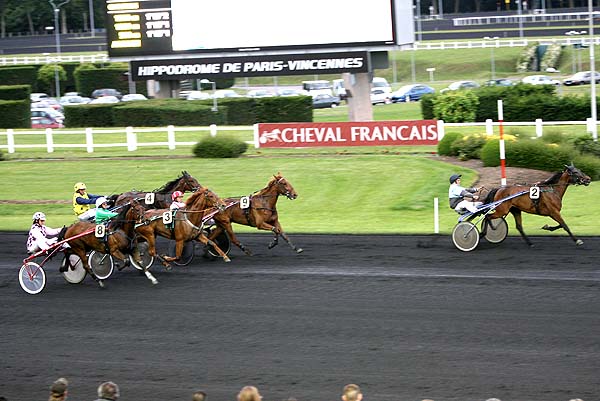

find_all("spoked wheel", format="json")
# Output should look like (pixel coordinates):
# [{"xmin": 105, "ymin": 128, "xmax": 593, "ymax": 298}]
[
  {"xmin": 88, "ymin": 251, "xmax": 114, "ymax": 280},
  {"xmin": 452, "ymin": 221, "xmax": 480, "ymax": 252},
  {"xmin": 205, "ymin": 227, "xmax": 231, "ymax": 259},
  {"xmin": 61, "ymin": 254, "xmax": 87, "ymax": 284},
  {"xmin": 19, "ymin": 262, "xmax": 46, "ymax": 295},
  {"xmin": 168, "ymin": 241, "xmax": 195, "ymax": 266},
  {"xmin": 482, "ymin": 217, "xmax": 508, "ymax": 244},
  {"xmin": 129, "ymin": 241, "xmax": 155, "ymax": 271}
]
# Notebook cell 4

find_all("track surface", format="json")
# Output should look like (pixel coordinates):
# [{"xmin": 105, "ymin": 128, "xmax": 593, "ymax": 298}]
[{"xmin": 1, "ymin": 232, "xmax": 599, "ymax": 401}]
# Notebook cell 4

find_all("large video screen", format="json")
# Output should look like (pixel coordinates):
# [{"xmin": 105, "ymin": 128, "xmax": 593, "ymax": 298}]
[{"xmin": 105, "ymin": 0, "xmax": 413, "ymax": 59}]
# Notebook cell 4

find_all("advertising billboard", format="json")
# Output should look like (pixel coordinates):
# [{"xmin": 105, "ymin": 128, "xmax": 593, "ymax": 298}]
[{"xmin": 105, "ymin": 0, "xmax": 414, "ymax": 59}]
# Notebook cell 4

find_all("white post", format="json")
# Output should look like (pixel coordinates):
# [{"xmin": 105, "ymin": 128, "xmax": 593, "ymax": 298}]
[
  {"xmin": 126, "ymin": 126, "xmax": 137, "ymax": 151},
  {"xmin": 253, "ymin": 123, "xmax": 260, "ymax": 148},
  {"xmin": 209, "ymin": 124, "xmax": 217, "ymax": 137},
  {"xmin": 436, "ymin": 119, "xmax": 445, "ymax": 141},
  {"xmin": 405, "ymin": 94, "xmax": 410, "ymax": 103},
  {"xmin": 45, "ymin": 128, "xmax": 54, "ymax": 153},
  {"xmin": 7, "ymin": 129, "xmax": 15, "ymax": 153},
  {"xmin": 497, "ymin": 99, "xmax": 507, "ymax": 186},
  {"xmin": 433, "ymin": 197, "xmax": 439, "ymax": 234},
  {"xmin": 587, "ymin": 117, "xmax": 594, "ymax": 133},
  {"xmin": 589, "ymin": 0, "xmax": 598, "ymax": 141},
  {"xmin": 535, "ymin": 118, "xmax": 543, "ymax": 138},
  {"xmin": 85, "ymin": 127, "xmax": 94, "ymax": 153},
  {"xmin": 167, "ymin": 125, "xmax": 176, "ymax": 150},
  {"xmin": 485, "ymin": 118, "xmax": 493, "ymax": 136}
]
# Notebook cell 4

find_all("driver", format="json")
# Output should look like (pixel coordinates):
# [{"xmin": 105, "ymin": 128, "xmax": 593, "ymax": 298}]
[
  {"xmin": 170, "ymin": 191, "xmax": 186, "ymax": 211},
  {"xmin": 448, "ymin": 174, "xmax": 482, "ymax": 213},
  {"xmin": 26, "ymin": 212, "xmax": 62, "ymax": 254},
  {"xmin": 94, "ymin": 197, "xmax": 119, "ymax": 224},
  {"xmin": 73, "ymin": 182, "xmax": 103, "ymax": 221}
]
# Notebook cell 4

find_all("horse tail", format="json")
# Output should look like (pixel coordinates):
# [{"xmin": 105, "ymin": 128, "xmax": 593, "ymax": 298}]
[{"xmin": 484, "ymin": 187, "xmax": 500, "ymax": 204}]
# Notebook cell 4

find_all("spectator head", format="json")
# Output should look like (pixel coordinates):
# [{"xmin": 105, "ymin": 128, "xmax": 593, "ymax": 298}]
[
  {"xmin": 49, "ymin": 377, "xmax": 68, "ymax": 401},
  {"xmin": 192, "ymin": 390, "xmax": 207, "ymax": 401},
  {"xmin": 97, "ymin": 381, "xmax": 120, "ymax": 400},
  {"xmin": 237, "ymin": 386, "xmax": 262, "ymax": 401},
  {"xmin": 341, "ymin": 384, "xmax": 362, "ymax": 401}
]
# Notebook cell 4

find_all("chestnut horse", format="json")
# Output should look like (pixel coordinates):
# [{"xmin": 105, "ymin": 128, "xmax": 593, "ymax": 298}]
[
  {"xmin": 109, "ymin": 171, "xmax": 201, "ymax": 209},
  {"xmin": 63, "ymin": 201, "xmax": 146, "ymax": 288},
  {"xmin": 210, "ymin": 173, "xmax": 303, "ymax": 255},
  {"xmin": 134, "ymin": 187, "xmax": 231, "ymax": 272},
  {"xmin": 483, "ymin": 164, "xmax": 591, "ymax": 247}
]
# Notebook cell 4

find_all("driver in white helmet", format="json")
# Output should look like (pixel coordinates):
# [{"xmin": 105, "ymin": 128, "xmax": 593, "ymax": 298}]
[
  {"xmin": 26, "ymin": 212, "xmax": 62, "ymax": 254},
  {"xmin": 94, "ymin": 197, "xmax": 119, "ymax": 224}
]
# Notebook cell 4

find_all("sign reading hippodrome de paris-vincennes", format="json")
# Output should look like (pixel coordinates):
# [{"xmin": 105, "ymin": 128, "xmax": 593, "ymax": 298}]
[{"xmin": 255, "ymin": 121, "xmax": 440, "ymax": 148}]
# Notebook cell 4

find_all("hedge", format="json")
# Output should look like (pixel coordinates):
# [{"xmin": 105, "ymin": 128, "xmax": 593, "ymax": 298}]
[
  {"xmin": 0, "ymin": 66, "xmax": 38, "ymax": 91},
  {"xmin": 0, "ymin": 84, "xmax": 30, "ymax": 100},
  {"xmin": 0, "ymin": 99, "xmax": 30, "ymax": 128}
]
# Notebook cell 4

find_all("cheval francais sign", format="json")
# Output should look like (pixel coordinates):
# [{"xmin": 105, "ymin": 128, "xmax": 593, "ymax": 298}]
[{"xmin": 255, "ymin": 121, "xmax": 440, "ymax": 148}]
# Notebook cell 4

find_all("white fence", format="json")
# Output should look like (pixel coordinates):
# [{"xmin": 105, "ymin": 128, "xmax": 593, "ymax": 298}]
[
  {"xmin": 1, "ymin": 120, "xmax": 597, "ymax": 154},
  {"xmin": 0, "ymin": 125, "xmax": 254, "ymax": 154},
  {"xmin": 0, "ymin": 53, "xmax": 109, "ymax": 66}
]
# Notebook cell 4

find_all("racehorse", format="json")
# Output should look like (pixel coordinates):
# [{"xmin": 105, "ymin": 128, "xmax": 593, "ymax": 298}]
[
  {"xmin": 63, "ymin": 201, "xmax": 146, "ymax": 288},
  {"xmin": 134, "ymin": 187, "xmax": 231, "ymax": 272},
  {"xmin": 210, "ymin": 173, "xmax": 303, "ymax": 255},
  {"xmin": 483, "ymin": 164, "xmax": 591, "ymax": 247},
  {"xmin": 109, "ymin": 171, "xmax": 200, "ymax": 209}
]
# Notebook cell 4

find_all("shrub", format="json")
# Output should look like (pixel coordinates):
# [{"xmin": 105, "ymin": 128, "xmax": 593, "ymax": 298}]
[
  {"xmin": 539, "ymin": 43, "xmax": 562, "ymax": 72},
  {"xmin": 571, "ymin": 133, "xmax": 600, "ymax": 157},
  {"xmin": 539, "ymin": 129, "xmax": 566, "ymax": 144},
  {"xmin": 572, "ymin": 154, "xmax": 600, "ymax": 181},
  {"xmin": 0, "ymin": 149, "xmax": 5, "ymax": 161},
  {"xmin": 516, "ymin": 42, "xmax": 539, "ymax": 72},
  {"xmin": 420, "ymin": 94, "xmax": 435, "ymax": 120},
  {"xmin": 480, "ymin": 139, "xmax": 501, "ymax": 167},
  {"xmin": 450, "ymin": 133, "xmax": 487, "ymax": 160},
  {"xmin": 437, "ymin": 131, "xmax": 463, "ymax": 156},
  {"xmin": 37, "ymin": 64, "xmax": 67, "ymax": 97},
  {"xmin": 432, "ymin": 91, "xmax": 479, "ymax": 122},
  {"xmin": 192, "ymin": 136, "xmax": 248, "ymax": 158}
]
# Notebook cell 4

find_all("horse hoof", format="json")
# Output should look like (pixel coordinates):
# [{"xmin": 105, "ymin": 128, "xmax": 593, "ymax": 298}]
[
  {"xmin": 224, "ymin": 257, "xmax": 231, "ymax": 263},
  {"xmin": 541, "ymin": 224, "xmax": 550, "ymax": 231},
  {"xmin": 245, "ymin": 250, "xmax": 253, "ymax": 256},
  {"xmin": 151, "ymin": 279, "xmax": 159, "ymax": 285},
  {"xmin": 576, "ymin": 239, "xmax": 584, "ymax": 246},
  {"xmin": 165, "ymin": 264, "xmax": 172, "ymax": 271},
  {"xmin": 98, "ymin": 280, "xmax": 105, "ymax": 289},
  {"xmin": 296, "ymin": 248, "xmax": 304, "ymax": 253}
]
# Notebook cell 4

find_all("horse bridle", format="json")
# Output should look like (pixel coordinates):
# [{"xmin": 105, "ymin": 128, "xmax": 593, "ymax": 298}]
[
  {"xmin": 565, "ymin": 166, "xmax": 590, "ymax": 185},
  {"xmin": 275, "ymin": 177, "xmax": 296, "ymax": 199}
]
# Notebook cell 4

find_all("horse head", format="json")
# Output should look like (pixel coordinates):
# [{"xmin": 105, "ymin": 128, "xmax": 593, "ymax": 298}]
[
  {"xmin": 181, "ymin": 171, "xmax": 201, "ymax": 192},
  {"xmin": 128, "ymin": 198, "xmax": 147, "ymax": 223},
  {"xmin": 272, "ymin": 173, "xmax": 298, "ymax": 200},
  {"xmin": 565, "ymin": 164, "xmax": 591, "ymax": 186},
  {"xmin": 187, "ymin": 187, "xmax": 226, "ymax": 212}
]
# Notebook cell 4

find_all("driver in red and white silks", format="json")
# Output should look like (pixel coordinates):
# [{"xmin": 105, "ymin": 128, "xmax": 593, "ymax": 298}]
[
  {"xmin": 169, "ymin": 191, "xmax": 186, "ymax": 210},
  {"xmin": 26, "ymin": 212, "xmax": 61, "ymax": 254},
  {"xmin": 448, "ymin": 174, "xmax": 482, "ymax": 213}
]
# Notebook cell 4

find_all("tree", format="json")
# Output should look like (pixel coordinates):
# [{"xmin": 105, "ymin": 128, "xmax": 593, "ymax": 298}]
[{"xmin": 38, "ymin": 63, "xmax": 67, "ymax": 97}]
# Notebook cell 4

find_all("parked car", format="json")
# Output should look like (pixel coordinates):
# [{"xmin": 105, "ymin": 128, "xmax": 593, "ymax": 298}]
[
  {"xmin": 440, "ymin": 80, "xmax": 480, "ymax": 93},
  {"xmin": 484, "ymin": 78, "xmax": 514, "ymax": 87},
  {"xmin": 186, "ymin": 91, "xmax": 211, "ymax": 100},
  {"xmin": 390, "ymin": 84, "xmax": 435, "ymax": 102},
  {"xmin": 213, "ymin": 89, "xmax": 242, "ymax": 98},
  {"xmin": 370, "ymin": 88, "xmax": 391, "ymax": 105},
  {"xmin": 31, "ymin": 116, "xmax": 63, "ymax": 129},
  {"xmin": 59, "ymin": 95, "xmax": 90, "ymax": 106},
  {"xmin": 31, "ymin": 107, "xmax": 64, "ymax": 123},
  {"xmin": 563, "ymin": 71, "xmax": 600, "ymax": 86},
  {"xmin": 91, "ymin": 88, "xmax": 123, "ymax": 99},
  {"xmin": 522, "ymin": 75, "xmax": 561, "ymax": 86},
  {"xmin": 30, "ymin": 93, "xmax": 49, "ymax": 102},
  {"xmin": 312, "ymin": 94, "xmax": 341, "ymax": 109},
  {"xmin": 246, "ymin": 89, "xmax": 275, "ymax": 98},
  {"xmin": 89, "ymin": 95, "xmax": 120, "ymax": 104},
  {"xmin": 121, "ymin": 93, "xmax": 148, "ymax": 101},
  {"xmin": 276, "ymin": 88, "xmax": 306, "ymax": 97}
]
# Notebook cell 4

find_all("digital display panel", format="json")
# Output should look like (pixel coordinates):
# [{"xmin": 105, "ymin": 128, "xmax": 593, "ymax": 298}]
[{"xmin": 105, "ymin": 0, "xmax": 413, "ymax": 59}]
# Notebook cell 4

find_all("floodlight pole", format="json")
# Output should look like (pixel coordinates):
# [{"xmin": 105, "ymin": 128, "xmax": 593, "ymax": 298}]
[
  {"xmin": 48, "ymin": 0, "xmax": 70, "ymax": 98},
  {"xmin": 484, "ymin": 36, "xmax": 499, "ymax": 80},
  {"xmin": 89, "ymin": 0, "xmax": 95, "ymax": 37},
  {"xmin": 589, "ymin": 0, "xmax": 597, "ymax": 141}
]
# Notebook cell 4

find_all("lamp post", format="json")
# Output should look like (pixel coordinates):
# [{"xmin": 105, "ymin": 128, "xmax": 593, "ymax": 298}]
[
  {"xmin": 588, "ymin": 0, "xmax": 597, "ymax": 141},
  {"xmin": 517, "ymin": 0, "xmax": 524, "ymax": 38},
  {"xmin": 415, "ymin": 0, "xmax": 422, "ymax": 42},
  {"xmin": 48, "ymin": 0, "xmax": 70, "ymax": 98},
  {"xmin": 484, "ymin": 36, "xmax": 499, "ymax": 80},
  {"xmin": 566, "ymin": 30, "xmax": 587, "ymax": 73},
  {"xmin": 200, "ymin": 79, "xmax": 218, "ymax": 112},
  {"xmin": 89, "ymin": 0, "xmax": 95, "ymax": 37}
]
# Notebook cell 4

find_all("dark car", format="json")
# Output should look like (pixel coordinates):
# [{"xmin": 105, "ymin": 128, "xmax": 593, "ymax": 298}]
[
  {"xmin": 312, "ymin": 94, "xmax": 341, "ymax": 109},
  {"xmin": 563, "ymin": 71, "xmax": 600, "ymax": 86},
  {"xmin": 31, "ymin": 116, "xmax": 63, "ymax": 129},
  {"xmin": 391, "ymin": 84, "xmax": 435, "ymax": 103},
  {"xmin": 484, "ymin": 78, "xmax": 514, "ymax": 87},
  {"xmin": 91, "ymin": 88, "xmax": 123, "ymax": 99}
]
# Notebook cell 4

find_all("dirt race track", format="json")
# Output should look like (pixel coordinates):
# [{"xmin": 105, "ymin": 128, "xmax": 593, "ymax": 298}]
[{"xmin": 1, "ymin": 232, "xmax": 599, "ymax": 401}]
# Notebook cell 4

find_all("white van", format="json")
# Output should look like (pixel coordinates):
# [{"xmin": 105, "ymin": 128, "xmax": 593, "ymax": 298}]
[
  {"xmin": 372, "ymin": 77, "xmax": 392, "ymax": 94},
  {"xmin": 332, "ymin": 79, "xmax": 347, "ymax": 100},
  {"xmin": 302, "ymin": 80, "xmax": 333, "ymax": 97}
]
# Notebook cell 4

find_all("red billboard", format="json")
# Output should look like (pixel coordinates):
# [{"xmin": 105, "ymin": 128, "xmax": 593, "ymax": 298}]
[{"xmin": 255, "ymin": 121, "xmax": 440, "ymax": 148}]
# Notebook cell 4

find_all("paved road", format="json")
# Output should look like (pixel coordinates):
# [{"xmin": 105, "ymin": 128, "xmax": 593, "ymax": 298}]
[{"xmin": 1, "ymin": 232, "xmax": 599, "ymax": 401}]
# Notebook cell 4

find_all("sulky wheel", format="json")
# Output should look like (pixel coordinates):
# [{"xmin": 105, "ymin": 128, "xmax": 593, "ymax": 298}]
[
  {"xmin": 19, "ymin": 262, "xmax": 46, "ymax": 295},
  {"xmin": 169, "ymin": 241, "xmax": 195, "ymax": 266},
  {"xmin": 205, "ymin": 228, "xmax": 231, "ymax": 259},
  {"xmin": 452, "ymin": 221, "xmax": 480, "ymax": 252},
  {"xmin": 129, "ymin": 241, "xmax": 155, "ymax": 271},
  {"xmin": 88, "ymin": 251, "xmax": 114, "ymax": 280},
  {"xmin": 482, "ymin": 217, "xmax": 508, "ymax": 244},
  {"xmin": 61, "ymin": 254, "xmax": 87, "ymax": 284}
]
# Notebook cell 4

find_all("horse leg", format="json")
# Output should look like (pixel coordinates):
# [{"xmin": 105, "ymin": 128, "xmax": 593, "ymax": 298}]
[
  {"xmin": 194, "ymin": 234, "xmax": 231, "ymax": 263},
  {"xmin": 138, "ymin": 229, "xmax": 171, "ymax": 270},
  {"xmin": 71, "ymin": 246, "xmax": 105, "ymax": 288},
  {"xmin": 258, "ymin": 221, "xmax": 303, "ymax": 253},
  {"xmin": 212, "ymin": 221, "xmax": 253, "ymax": 256},
  {"xmin": 545, "ymin": 212, "xmax": 583, "ymax": 245},
  {"xmin": 541, "ymin": 224, "xmax": 562, "ymax": 232},
  {"xmin": 511, "ymin": 208, "xmax": 533, "ymax": 247}
]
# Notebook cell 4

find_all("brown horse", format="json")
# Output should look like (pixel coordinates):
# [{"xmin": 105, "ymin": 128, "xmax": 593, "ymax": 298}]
[
  {"xmin": 63, "ymin": 201, "xmax": 146, "ymax": 288},
  {"xmin": 210, "ymin": 173, "xmax": 303, "ymax": 254},
  {"xmin": 110, "ymin": 171, "xmax": 201, "ymax": 209},
  {"xmin": 134, "ymin": 187, "xmax": 231, "ymax": 272},
  {"xmin": 483, "ymin": 164, "xmax": 591, "ymax": 247}
]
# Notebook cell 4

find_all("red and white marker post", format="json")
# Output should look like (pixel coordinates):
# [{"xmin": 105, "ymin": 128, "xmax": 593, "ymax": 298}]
[{"xmin": 497, "ymin": 99, "xmax": 507, "ymax": 186}]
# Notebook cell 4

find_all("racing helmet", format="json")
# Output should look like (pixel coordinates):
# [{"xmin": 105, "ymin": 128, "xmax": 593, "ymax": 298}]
[
  {"xmin": 95, "ymin": 197, "xmax": 108, "ymax": 208},
  {"xmin": 74, "ymin": 182, "xmax": 86, "ymax": 191},
  {"xmin": 32, "ymin": 211, "xmax": 46, "ymax": 221},
  {"xmin": 449, "ymin": 174, "xmax": 462, "ymax": 184},
  {"xmin": 171, "ymin": 190, "xmax": 184, "ymax": 201}
]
